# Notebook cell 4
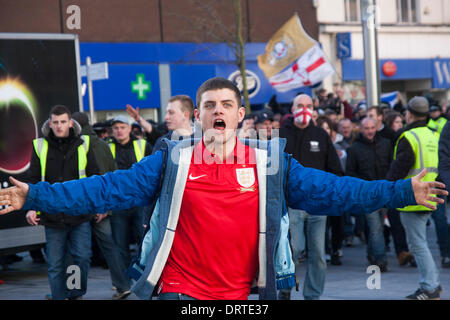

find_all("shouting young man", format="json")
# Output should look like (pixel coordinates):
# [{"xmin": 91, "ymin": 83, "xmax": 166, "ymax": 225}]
[{"xmin": 0, "ymin": 78, "xmax": 447, "ymax": 300}]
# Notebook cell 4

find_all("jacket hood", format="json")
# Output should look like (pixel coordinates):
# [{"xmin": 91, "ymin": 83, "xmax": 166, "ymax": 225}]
[
  {"xmin": 41, "ymin": 118, "xmax": 82, "ymax": 137},
  {"xmin": 80, "ymin": 125, "xmax": 96, "ymax": 137}
]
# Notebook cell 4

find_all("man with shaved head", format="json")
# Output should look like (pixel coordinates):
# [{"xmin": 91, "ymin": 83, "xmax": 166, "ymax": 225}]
[
  {"xmin": 346, "ymin": 117, "xmax": 393, "ymax": 272},
  {"xmin": 279, "ymin": 93, "xmax": 344, "ymax": 300}
]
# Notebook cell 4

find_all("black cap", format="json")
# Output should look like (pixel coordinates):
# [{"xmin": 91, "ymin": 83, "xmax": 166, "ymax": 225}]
[
  {"xmin": 429, "ymin": 105, "xmax": 442, "ymax": 113},
  {"xmin": 93, "ymin": 122, "xmax": 106, "ymax": 132},
  {"xmin": 255, "ymin": 110, "xmax": 274, "ymax": 124}
]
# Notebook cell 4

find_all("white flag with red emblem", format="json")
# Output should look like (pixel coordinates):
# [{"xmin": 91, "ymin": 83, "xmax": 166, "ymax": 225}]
[{"xmin": 257, "ymin": 14, "xmax": 335, "ymax": 92}]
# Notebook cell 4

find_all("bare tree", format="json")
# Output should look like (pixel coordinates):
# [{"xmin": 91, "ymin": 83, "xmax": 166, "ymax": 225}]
[{"xmin": 166, "ymin": 0, "xmax": 252, "ymax": 114}]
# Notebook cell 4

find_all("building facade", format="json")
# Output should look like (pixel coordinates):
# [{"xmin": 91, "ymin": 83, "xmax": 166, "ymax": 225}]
[
  {"xmin": 316, "ymin": 0, "xmax": 450, "ymax": 108},
  {"xmin": 0, "ymin": 0, "xmax": 319, "ymax": 120}
]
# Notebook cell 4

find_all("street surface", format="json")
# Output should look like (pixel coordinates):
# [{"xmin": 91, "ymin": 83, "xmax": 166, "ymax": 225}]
[{"xmin": 0, "ymin": 222, "xmax": 449, "ymax": 300}]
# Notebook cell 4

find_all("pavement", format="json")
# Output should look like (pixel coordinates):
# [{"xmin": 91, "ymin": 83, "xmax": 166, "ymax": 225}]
[{"xmin": 0, "ymin": 222, "xmax": 449, "ymax": 300}]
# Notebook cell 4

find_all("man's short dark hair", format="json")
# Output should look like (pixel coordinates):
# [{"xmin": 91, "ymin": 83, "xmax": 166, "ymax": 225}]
[
  {"xmin": 317, "ymin": 115, "xmax": 334, "ymax": 133},
  {"xmin": 196, "ymin": 77, "xmax": 242, "ymax": 108},
  {"xmin": 169, "ymin": 95, "xmax": 195, "ymax": 118},
  {"xmin": 368, "ymin": 105, "xmax": 382, "ymax": 117},
  {"xmin": 50, "ymin": 105, "xmax": 72, "ymax": 118},
  {"xmin": 72, "ymin": 112, "xmax": 90, "ymax": 128}
]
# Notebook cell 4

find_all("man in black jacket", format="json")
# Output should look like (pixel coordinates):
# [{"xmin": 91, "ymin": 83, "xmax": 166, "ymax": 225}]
[
  {"xmin": 25, "ymin": 105, "xmax": 99, "ymax": 300},
  {"xmin": 72, "ymin": 112, "xmax": 133, "ymax": 299},
  {"xmin": 368, "ymin": 106, "xmax": 413, "ymax": 267},
  {"xmin": 346, "ymin": 117, "xmax": 392, "ymax": 272},
  {"xmin": 108, "ymin": 115, "xmax": 152, "ymax": 279},
  {"xmin": 439, "ymin": 121, "xmax": 450, "ymax": 191},
  {"xmin": 438, "ymin": 121, "xmax": 450, "ymax": 269},
  {"xmin": 278, "ymin": 94, "xmax": 343, "ymax": 300}
]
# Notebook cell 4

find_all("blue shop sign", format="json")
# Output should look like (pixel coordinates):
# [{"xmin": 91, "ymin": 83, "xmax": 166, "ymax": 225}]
[
  {"xmin": 432, "ymin": 59, "xmax": 450, "ymax": 89},
  {"xmin": 82, "ymin": 64, "xmax": 160, "ymax": 111}
]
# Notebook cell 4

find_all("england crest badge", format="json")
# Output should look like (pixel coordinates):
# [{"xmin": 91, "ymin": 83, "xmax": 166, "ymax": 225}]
[{"xmin": 236, "ymin": 167, "xmax": 255, "ymax": 188}]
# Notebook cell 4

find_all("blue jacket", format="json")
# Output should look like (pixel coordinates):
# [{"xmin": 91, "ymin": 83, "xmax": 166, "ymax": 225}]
[
  {"xmin": 439, "ymin": 121, "xmax": 450, "ymax": 191},
  {"xmin": 23, "ymin": 137, "xmax": 416, "ymax": 299}
]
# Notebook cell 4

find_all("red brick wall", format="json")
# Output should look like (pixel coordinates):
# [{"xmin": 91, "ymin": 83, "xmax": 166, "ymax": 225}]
[
  {"xmin": 0, "ymin": 0, "xmax": 318, "ymax": 42},
  {"xmin": 0, "ymin": 0, "xmax": 61, "ymax": 33}
]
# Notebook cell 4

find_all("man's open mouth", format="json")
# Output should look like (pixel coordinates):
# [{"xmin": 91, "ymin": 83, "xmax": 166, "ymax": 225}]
[{"xmin": 213, "ymin": 119, "xmax": 226, "ymax": 131}]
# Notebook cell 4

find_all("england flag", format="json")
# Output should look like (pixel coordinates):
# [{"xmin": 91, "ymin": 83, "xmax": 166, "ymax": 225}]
[{"xmin": 257, "ymin": 14, "xmax": 335, "ymax": 93}]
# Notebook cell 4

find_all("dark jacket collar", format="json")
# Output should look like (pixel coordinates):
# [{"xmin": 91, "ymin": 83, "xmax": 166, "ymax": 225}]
[
  {"xmin": 355, "ymin": 132, "xmax": 378, "ymax": 145},
  {"xmin": 404, "ymin": 119, "xmax": 428, "ymax": 131},
  {"xmin": 284, "ymin": 117, "xmax": 314, "ymax": 131}
]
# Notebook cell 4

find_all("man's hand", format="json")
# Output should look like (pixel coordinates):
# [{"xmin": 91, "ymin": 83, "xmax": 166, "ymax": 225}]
[
  {"xmin": 411, "ymin": 169, "xmax": 448, "ymax": 210},
  {"xmin": 95, "ymin": 213, "xmax": 108, "ymax": 223},
  {"xmin": 126, "ymin": 104, "xmax": 141, "ymax": 121},
  {"xmin": 0, "ymin": 177, "xmax": 29, "ymax": 215},
  {"xmin": 126, "ymin": 104, "xmax": 152, "ymax": 133},
  {"xmin": 26, "ymin": 210, "xmax": 40, "ymax": 226}
]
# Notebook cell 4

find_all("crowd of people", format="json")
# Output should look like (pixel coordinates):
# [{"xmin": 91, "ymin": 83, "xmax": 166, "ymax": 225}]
[
  {"xmin": 237, "ymin": 87, "xmax": 450, "ymax": 300},
  {"xmin": 0, "ymin": 79, "xmax": 449, "ymax": 300}
]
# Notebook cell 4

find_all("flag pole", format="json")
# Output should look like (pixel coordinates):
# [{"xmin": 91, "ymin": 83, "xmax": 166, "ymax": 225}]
[{"xmin": 360, "ymin": 0, "xmax": 381, "ymax": 109}]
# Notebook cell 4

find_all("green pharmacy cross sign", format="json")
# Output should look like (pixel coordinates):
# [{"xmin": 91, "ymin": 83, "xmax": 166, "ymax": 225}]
[{"xmin": 131, "ymin": 73, "xmax": 151, "ymax": 100}]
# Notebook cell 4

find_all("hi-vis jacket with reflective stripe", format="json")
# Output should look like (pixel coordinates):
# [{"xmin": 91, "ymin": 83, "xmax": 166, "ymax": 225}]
[
  {"xmin": 33, "ymin": 135, "xmax": 90, "ymax": 181},
  {"xmin": 22, "ymin": 137, "xmax": 417, "ymax": 299},
  {"xmin": 109, "ymin": 139, "xmax": 147, "ymax": 163},
  {"xmin": 394, "ymin": 126, "xmax": 439, "ymax": 212},
  {"xmin": 428, "ymin": 117, "xmax": 448, "ymax": 135},
  {"xmin": 26, "ymin": 119, "xmax": 99, "ymax": 228}
]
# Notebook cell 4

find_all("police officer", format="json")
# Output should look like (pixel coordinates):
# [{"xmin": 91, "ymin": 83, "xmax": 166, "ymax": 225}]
[
  {"xmin": 108, "ymin": 115, "xmax": 152, "ymax": 277},
  {"xmin": 428, "ymin": 105, "xmax": 448, "ymax": 134},
  {"xmin": 387, "ymin": 96, "xmax": 442, "ymax": 300}
]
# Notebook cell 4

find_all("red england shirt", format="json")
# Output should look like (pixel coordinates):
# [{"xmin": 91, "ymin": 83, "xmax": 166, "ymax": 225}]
[{"xmin": 159, "ymin": 138, "xmax": 259, "ymax": 300}]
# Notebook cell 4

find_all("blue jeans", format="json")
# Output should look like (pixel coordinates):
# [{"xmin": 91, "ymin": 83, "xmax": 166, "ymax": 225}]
[
  {"xmin": 91, "ymin": 216, "xmax": 131, "ymax": 292},
  {"xmin": 110, "ymin": 207, "xmax": 145, "ymax": 272},
  {"xmin": 431, "ymin": 200, "xmax": 450, "ymax": 258},
  {"xmin": 386, "ymin": 208, "xmax": 409, "ymax": 255},
  {"xmin": 400, "ymin": 212, "xmax": 440, "ymax": 291},
  {"xmin": 287, "ymin": 208, "xmax": 327, "ymax": 300},
  {"xmin": 365, "ymin": 210, "xmax": 386, "ymax": 263},
  {"xmin": 45, "ymin": 222, "xmax": 91, "ymax": 300},
  {"xmin": 158, "ymin": 292, "xmax": 198, "ymax": 300},
  {"xmin": 344, "ymin": 212, "xmax": 365, "ymax": 238}
]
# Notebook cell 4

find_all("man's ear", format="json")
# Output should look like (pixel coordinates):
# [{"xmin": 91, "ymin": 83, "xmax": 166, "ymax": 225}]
[
  {"xmin": 69, "ymin": 119, "xmax": 74, "ymax": 128},
  {"xmin": 194, "ymin": 109, "xmax": 200, "ymax": 123},
  {"xmin": 238, "ymin": 106, "xmax": 245, "ymax": 123}
]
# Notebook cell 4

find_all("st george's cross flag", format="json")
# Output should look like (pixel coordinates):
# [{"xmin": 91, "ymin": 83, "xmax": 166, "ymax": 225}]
[{"xmin": 257, "ymin": 14, "xmax": 335, "ymax": 92}]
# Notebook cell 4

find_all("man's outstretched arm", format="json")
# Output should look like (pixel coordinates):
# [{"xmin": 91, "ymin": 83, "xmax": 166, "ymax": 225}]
[
  {"xmin": 0, "ymin": 177, "xmax": 29, "ymax": 214},
  {"xmin": 0, "ymin": 151, "xmax": 165, "ymax": 216},
  {"xmin": 286, "ymin": 156, "xmax": 447, "ymax": 216}
]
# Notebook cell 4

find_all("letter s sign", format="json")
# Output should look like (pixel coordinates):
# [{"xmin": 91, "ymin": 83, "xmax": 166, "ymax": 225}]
[{"xmin": 337, "ymin": 33, "xmax": 352, "ymax": 59}]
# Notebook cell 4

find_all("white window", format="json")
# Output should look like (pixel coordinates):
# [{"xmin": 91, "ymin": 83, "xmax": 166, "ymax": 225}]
[
  {"xmin": 345, "ymin": 0, "xmax": 361, "ymax": 22},
  {"xmin": 397, "ymin": 0, "xmax": 418, "ymax": 23}
]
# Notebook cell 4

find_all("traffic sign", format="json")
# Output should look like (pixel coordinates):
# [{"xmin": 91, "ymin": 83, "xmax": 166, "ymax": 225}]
[{"xmin": 80, "ymin": 62, "xmax": 109, "ymax": 80}]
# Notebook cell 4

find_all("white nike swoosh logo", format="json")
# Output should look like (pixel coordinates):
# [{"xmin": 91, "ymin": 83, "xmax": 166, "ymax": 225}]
[{"xmin": 189, "ymin": 174, "xmax": 207, "ymax": 180}]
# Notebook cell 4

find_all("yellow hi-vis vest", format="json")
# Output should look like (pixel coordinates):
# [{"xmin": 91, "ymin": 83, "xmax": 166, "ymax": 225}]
[
  {"xmin": 394, "ymin": 127, "xmax": 439, "ymax": 212},
  {"xmin": 109, "ymin": 139, "xmax": 146, "ymax": 163},
  {"xmin": 32, "ymin": 135, "xmax": 90, "ymax": 215},
  {"xmin": 428, "ymin": 117, "xmax": 448, "ymax": 135}
]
